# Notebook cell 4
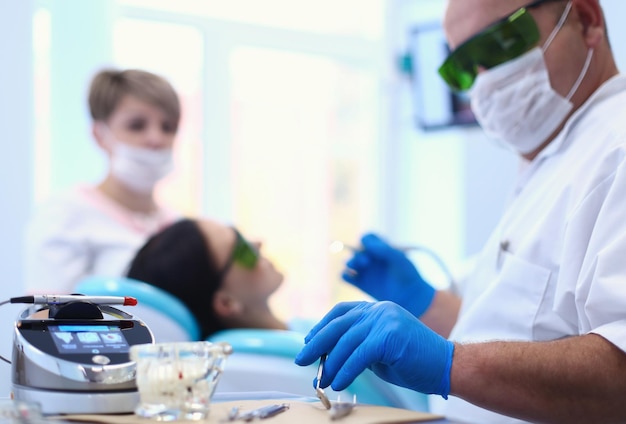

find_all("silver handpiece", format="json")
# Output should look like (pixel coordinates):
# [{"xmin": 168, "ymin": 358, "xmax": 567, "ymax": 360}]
[
  {"xmin": 10, "ymin": 295, "xmax": 138, "ymax": 306},
  {"xmin": 329, "ymin": 240, "xmax": 454, "ymax": 284}
]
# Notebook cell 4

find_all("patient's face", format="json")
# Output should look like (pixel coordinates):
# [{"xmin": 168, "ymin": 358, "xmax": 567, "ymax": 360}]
[{"xmin": 197, "ymin": 220, "xmax": 284, "ymax": 305}]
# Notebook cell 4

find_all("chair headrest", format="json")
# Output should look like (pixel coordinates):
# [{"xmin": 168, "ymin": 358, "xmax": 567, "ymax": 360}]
[{"xmin": 74, "ymin": 276, "xmax": 202, "ymax": 341}]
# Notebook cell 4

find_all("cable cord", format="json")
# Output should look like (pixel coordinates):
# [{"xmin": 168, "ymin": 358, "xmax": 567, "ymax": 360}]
[
  {"xmin": 0, "ymin": 299, "xmax": 12, "ymax": 364},
  {"xmin": 405, "ymin": 245, "xmax": 455, "ymax": 287}
]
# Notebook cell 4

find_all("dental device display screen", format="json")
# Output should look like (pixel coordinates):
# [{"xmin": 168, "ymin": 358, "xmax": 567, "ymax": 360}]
[{"xmin": 48, "ymin": 324, "xmax": 130, "ymax": 354}]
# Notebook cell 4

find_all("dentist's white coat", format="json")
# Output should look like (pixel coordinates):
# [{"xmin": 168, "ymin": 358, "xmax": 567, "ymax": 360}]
[{"xmin": 432, "ymin": 75, "xmax": 626, "ymax": 423}]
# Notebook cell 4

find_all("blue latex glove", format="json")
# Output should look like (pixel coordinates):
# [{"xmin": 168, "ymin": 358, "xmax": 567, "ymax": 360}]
[
  {"xmin": 294, "ymin": 301, "xmax": 454, "ymax": 398},
  {"xmin": 342, "ymin": 233, "xmax": 435, "ymax": 317}
]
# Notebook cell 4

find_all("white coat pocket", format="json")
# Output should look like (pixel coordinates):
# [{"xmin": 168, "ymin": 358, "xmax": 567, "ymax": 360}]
[{"xmin": 450, "ymin": 250, "xmax": 552, "ymax": 343}]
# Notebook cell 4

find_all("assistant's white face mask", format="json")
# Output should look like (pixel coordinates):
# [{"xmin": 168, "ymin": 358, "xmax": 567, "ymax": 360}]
[
  {"xmin": 469, "ymin": 1, "xmax": 593, "ymax": 155},
  {"xmin": 98, "ymin": 123, "xmax": 174, "ymax": 193},
  {"xmin": 110, "ymin": 143, "xmax": 174, "ymax": 194}
]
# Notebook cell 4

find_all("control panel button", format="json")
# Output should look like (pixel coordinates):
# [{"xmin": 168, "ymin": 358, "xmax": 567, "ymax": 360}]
[{"xmin": 92, "ymin": 355, "xmax": 111, "ymax": 365}]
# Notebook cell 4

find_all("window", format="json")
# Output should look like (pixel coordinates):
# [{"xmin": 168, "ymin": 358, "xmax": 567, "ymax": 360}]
[
  {"xmin": 111, "ymin": 1, "xmax": 388, "ymax": 320},
  {"xmin": 228, "ymin": 47, "xmax": 379, "ymax": 318},
  {"xmin": 117, "ymin": 0, "xmax": 384, "ymax": 39}
]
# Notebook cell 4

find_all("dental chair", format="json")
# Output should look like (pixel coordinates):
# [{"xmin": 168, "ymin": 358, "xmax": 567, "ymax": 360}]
[
  {"xmin": 74, "ymin": 276, "xmax": 429, "ymax": 411},
  {"xmin": 74, "ymin": 276, "xmax": 201, "ymax": 342}
]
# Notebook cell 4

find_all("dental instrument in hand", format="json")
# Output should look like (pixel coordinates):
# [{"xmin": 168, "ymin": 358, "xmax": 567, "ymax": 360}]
[
  {"xmin": 330, "ymin": 240, "xmax": 430, "ymax": 254},
  {"xmin": 329, "ymin": 239, "xmax": 454, "ymax": 284},
  {"xmin": 316, "ymin": 354, "xmax": 332, "ymax": 409},
  {"xmin": 312, "ymin": 355, "xmax": 356, "ymax": 419}
]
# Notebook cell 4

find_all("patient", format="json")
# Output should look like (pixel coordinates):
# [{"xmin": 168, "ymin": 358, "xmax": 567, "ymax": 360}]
[
  {"xmin": 126, "ymin": 218, "xmax": 288, "ymax": 339},
  {"xmin": 125, "ymin": 218, "xmax": 425, "ymax": 410}
]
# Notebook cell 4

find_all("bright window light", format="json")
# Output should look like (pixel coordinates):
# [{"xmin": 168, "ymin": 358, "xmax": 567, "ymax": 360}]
[{"xmin": 117, "ymin": 0, "xmax": 385, "ymax": 39}]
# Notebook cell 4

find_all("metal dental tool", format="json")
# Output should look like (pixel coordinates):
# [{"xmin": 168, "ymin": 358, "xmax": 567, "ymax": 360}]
[
  {"xmin": 234, "ymin": 404, "xmax": 290, "ymax": 421},
  {"xmin": 222, "ymin": 406, "xmax": 240, "ymax": 422},
  {"xmin": 255, "ymin": 403, "xmax": 290, "ymax": 420},
  {"xmin": 316, "ymin": 354, "xmax": 332, "ymax": 409},
  {"xmin": 312, "ymin": 355, "xmax": 357, "ymax": 419}
]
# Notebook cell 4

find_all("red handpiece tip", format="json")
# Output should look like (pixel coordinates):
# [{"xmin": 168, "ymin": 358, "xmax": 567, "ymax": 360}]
[{"xmin": 124, "ymin": 297, "xmax": 138, "ymax": 306}]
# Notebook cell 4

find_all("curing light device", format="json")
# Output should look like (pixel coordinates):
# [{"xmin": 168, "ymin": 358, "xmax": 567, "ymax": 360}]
[{"xmin": 9, "ymin": 294, "xmax": 154, "ymax": 415}]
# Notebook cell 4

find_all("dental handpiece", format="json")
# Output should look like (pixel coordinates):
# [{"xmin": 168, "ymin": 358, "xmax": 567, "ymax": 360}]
[
  {"xmin": 329, "ymin": 240, "xmax": 454, "ymax": 283},
  {"xmin": 10, "ymin": 295, "xmax": 138, "ymax": 306},
  {"xmin": 330, "ymin": 240, "xmax": 426, "ymax": 253}
]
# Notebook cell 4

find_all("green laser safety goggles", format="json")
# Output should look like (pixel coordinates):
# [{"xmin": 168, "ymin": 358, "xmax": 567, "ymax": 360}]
[
  {"xmin": 218, "ymin": 228, "xmax": 259, "ymax": 279},
  {"xmin": 438, "ymin": 0, "xmax": 564, "ymax": 91}
]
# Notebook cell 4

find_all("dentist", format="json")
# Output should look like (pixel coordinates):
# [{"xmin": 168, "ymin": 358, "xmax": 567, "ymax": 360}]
[{"xmin": 296, "ymin": 1, "xmax": 626, "ymax": 423}]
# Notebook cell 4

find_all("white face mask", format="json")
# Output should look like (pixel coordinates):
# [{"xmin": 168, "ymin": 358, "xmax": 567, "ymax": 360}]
[
  {"xmin": 110, "ymin": 143, "xmax": 174, "ymax": 194},
  {"xmin": 469, "ymin": 1, "xmax": 593, "ymax": 155}
]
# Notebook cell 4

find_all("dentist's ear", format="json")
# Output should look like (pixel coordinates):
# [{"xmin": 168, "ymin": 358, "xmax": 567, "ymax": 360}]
[{"xmin": 574, "ymin": 0, "xmax": 604, "ymax": 48}]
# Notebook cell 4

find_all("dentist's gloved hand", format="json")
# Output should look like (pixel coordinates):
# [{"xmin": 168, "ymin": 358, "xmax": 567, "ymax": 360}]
[
  {"xmin": 294, "ymin": 301, "xmax": 454, "ymax": 398},
  {"xmin": 342, "ymin": 233, "xmax": 435, "ymax": 317}
]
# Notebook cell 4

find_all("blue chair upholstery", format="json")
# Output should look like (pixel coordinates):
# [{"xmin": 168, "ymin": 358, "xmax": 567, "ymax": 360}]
[
  {"xmin": 207, "ymin": 328, "xmax": 429, "ymax": 411},
  {"xmin": 74, "ymin": 276, "xmax": 201, "ymax": 342}
]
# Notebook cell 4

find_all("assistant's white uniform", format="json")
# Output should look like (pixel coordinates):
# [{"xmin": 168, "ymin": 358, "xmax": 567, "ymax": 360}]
[
  {"xmin": 23, "ymin": 185, "xmax": 178, "ymax": 294},
  {"xmin": 431, "ymin": 75, "xmax": 626, "ymax": 423}
]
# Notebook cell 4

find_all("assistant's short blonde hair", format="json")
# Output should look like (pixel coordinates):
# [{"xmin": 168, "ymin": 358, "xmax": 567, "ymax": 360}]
[{"xmin": 88, "ymin": 69, "xmax": 181, "ymax": 131}]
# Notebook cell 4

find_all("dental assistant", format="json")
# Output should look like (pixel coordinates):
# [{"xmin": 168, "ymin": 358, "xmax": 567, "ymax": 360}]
[
  {"xmin": 296, "ymin": 0, "xmax": 626, "ymax": 423},
  {"xmin": 24, "ymin": 69, "xmax": 181, "ymax": 294}
]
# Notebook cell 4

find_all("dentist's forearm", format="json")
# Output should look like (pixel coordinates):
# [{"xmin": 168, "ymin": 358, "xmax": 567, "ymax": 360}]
[
  {"xmin": 449, "ymin": 334, "xmax": 626, "ymax": 424},
  {"xmin": 419, "ymin": 290, "xmax": 461, "ymax": 338}
]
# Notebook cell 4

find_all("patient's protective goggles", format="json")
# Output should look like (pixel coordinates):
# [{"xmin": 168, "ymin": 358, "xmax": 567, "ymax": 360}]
[
  {"xmin": 220, "ymin": 229, "xmax": 259, "ymax": 277},
  {"xmin": 438, "ymin": 1, "xmax": 553, "ymax": 91}
]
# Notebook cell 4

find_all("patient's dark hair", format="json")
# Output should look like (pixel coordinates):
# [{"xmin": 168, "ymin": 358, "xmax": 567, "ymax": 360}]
[{"xmin": 126, "ymin": 218, "xmax": 224, "ymax": 339}]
